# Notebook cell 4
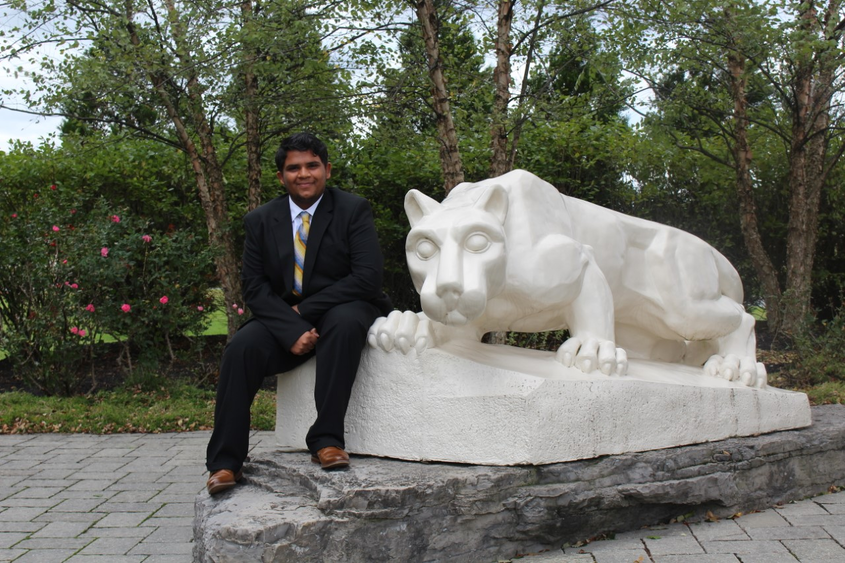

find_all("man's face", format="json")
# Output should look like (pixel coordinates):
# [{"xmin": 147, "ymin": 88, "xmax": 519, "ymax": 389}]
[{"xmin": 277, "ymin": 150, "xmax": 331, "ymax": 208}]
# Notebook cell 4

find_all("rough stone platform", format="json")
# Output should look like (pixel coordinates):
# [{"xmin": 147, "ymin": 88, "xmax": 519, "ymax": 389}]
[
  {"xmin": 194, "ymin": 405, "xmax": 845, "ymax": 563},
  {"xmin": 276, "ymin": 344, "xmax": 812, "ymax": 465}
]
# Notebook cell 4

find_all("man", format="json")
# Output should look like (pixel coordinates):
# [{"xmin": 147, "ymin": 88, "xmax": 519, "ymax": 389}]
[{"xmin": 205, "ymin": 132, "xmax": 392, "ymax": 494}]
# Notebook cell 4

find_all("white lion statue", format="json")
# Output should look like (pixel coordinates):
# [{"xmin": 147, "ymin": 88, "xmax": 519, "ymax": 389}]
[{"xmin": 368, "ymin": 170, "xmax": 766, "ymax": 388}]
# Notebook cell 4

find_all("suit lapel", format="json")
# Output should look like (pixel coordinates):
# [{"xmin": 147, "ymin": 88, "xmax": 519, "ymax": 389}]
[
  {"xmin": 302, "ymin": 188, "xmax": 333, "ymax": 293},
  {"xmin": 270, "ymin": 196, "xmax": 295, "ymax": 293}
]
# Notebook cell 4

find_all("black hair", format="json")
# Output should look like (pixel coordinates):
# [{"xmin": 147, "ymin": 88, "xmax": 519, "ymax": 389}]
[{"xmin": 275, "ymin": 132, "xmax": 329, "ymax": 171}]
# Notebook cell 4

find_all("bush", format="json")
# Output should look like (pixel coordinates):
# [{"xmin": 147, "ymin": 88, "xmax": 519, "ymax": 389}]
[
  {"xmin": 779, "ymin": 309, "xmax": 845, "ymax": 390},
  {"xmin": 0, "ymin": 182, "xmax": 215, "ymax": 395}
]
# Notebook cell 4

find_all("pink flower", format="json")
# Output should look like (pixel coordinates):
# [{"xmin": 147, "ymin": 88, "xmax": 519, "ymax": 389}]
[
  {"xmin": 232, "ymin": 303, "xmax": 238, "ymax": 309},
  {"xmin": 11, "ymin": 213, "xmax": 16, "ymax": 218},
  {"xmin": 86, "ymin": 304, "xmax": 95, "ymax": 312},
  {"xmin": 70, "ymin": 327, "xmax": 79, "ymax": 335},
  {"xmin": 159, "ymin": 296, "xmax": 168, "ymax": 305},
  {"xmin": 70, "ymin": 283, "xmax": 78, "ymax": 289},
  {"xmin": 101, "ymin": 247, "xmax": 109, "ymax": 257},
  {"xmin": 50, "ymin": 184, "xmax": 57, "ymax": 190},
  {"xmin": 52, "ymin": 225, "xmax": 60, "ymax": 232},
  {"xmin": 78, "ymin": 329, "xmax": 87, "ymax": 337},
  {"xmin": 142, "ymin": 235, "xmax": 152, "ymax": 243},
  {"xmin": 197, "ymin": 306, "xmax": 204, "ymax": 312},
  {"xmin": 121, "ymin": 304, "xmax": 131, "ymax": 313},
  {"xmin": 70, "ymin": 209, "xmax": 76, "ymax": 215},
  {"xmin": 111, "ymin": 215, "xmax": 120, "ymax": 223},
  {"xmin": 62, "ymin": 259, "xmax": 68, "ymax": 264},
  {"xmin": 237, "ymin": 308, "xmax": 244, "ymax": 315}
]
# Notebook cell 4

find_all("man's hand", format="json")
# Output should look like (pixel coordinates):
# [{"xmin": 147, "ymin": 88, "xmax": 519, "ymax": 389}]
[{"xmin": 291, "ymin": 328, "xmax": 319, "ymax": 355}]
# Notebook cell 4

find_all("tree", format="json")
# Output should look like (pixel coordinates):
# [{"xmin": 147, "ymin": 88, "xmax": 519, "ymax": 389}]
[
  {"xmin": 2, "ymin": 0, "xmax": 353, "ymax": 336},
  {"xmin": 612, "ymin": 0, "xmax": 845, "ymax": 336}
]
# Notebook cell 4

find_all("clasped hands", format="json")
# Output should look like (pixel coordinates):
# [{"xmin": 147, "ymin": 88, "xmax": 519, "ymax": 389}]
[{"xmin": 290, "ymin": 304, "xmax": 319, "ymax": 355}]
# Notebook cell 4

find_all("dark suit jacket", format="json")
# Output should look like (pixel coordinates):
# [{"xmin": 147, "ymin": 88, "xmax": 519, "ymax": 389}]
[{"xmin": 241, "ymin": 186, "xmax": 392, "ymax": 351}]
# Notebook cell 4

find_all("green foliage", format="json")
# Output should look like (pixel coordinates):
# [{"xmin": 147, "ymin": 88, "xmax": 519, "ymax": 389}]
[
  {"xmin": 781, "ymin": 311, "xmax": 845, "ymax": 389},
  {"xmin": 0, "ymin": 384, "xmax": 276, "ymax": 434},
  {"xmin": 0, "ymin": 181, "xmax": 215, "ymax": 395}
]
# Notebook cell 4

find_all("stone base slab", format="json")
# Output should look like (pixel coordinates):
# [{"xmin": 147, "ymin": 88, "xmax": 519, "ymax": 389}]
[
  {"xmin": 195, "ymin": 405, "xmax": 845, "ymax": 563},
  {"xmin": 276, "ymin": 343, "xmax": 811, "ymax": 465}
]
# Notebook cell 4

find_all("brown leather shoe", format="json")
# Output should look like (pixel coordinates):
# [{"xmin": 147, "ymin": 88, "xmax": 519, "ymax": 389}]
[
  {"xmin": 206, "ymin": 469, "xmax": 243, "ymax": 495},
  {"xmin": 310, "ymin": 446, "xmax": 350, "ymax": 470}
]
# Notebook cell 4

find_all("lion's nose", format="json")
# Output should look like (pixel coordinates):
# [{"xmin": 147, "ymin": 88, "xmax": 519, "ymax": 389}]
[{"xmin": 438, "ymin": 286, "xmax": 461, "ymax": 309}]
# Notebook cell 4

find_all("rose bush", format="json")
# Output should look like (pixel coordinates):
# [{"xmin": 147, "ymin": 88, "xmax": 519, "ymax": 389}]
[{"xmin": 0, "ymin": 182, "xmax": 215, "ymax": 395}]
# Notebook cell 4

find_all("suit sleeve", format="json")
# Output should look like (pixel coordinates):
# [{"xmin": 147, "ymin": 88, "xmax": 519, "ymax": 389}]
[
  {"xmin": 241, "ymin": 213, "xmax": 313, "ymax": 350},
  {"xmin": 296, "ymin": 198, "xmax": 384, "ymax": 324}
]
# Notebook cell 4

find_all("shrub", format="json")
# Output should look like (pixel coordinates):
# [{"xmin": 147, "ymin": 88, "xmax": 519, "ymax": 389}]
[{"xmin": 0, "ymin": 182, "xmax": 215, "ymax": 395}]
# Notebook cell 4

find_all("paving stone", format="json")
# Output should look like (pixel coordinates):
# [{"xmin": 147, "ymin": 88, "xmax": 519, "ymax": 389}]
[
  {"xmin": 77, "ymin": 527, "xmax": 151, "ymax": 539},
  {"xmin": 15, "ymin": 537, "xmax": 89, "ymax": 549},
  {"xmin": 734, "ymin": 511, "xmax": 792, "ymax": 529},
  {"xmin": 746, "ymin": 526, "xmax": 831, "ymax": 540},
  {"xmin": 0, "ymin": 497, "xmax": 63, "ymax": 508},
  {"xmin": 590, "ymin": 552, "xmax": 647, "ymax": 563},
  {"xmin": 50, "ymin": 498, "xmax": 108, "ymax": 512},
  {"xmin": 128, "ymin": 540, "xmax": 193, "ymax": 555},
  {"xmin": 688, "ymin": 520, "xmax": 749, "ymax": 542},
  {"xmin": 567, "ymin": 538, "xmax": 644, "ymax": 554},
  {"xmin": 728, "ymin": 556, "xmax": 802, "ymax": 563},
  {"xmin": 822, "ymin": 525, "xmax": 845, "ymax": 544},
  {"xmin": 700, "ymin": 540, "xmax": 792, "ymax": 554},
  {"xmin": 643, "ymin": 535, "xmax": 705, "ymax": 555},
  {"xmin": 96, "ymin": 501, "xmax": 164, "ymax": 513},
  {"xmin": 0, "ymin": 506, "xmax": 48, "ymax": 521},
  {"xmin": 775, "ymin": 501, "xmax": 830, "ymax": 517},
  {"xmin": 144, "ymin": 556, "xmax": 203, "ymax": 563},
  {"xmin": 76, "ymin": 536, "xmax": 143, "ymax": 555},
  {"xmin": 31, "ymin": 520, "xmax": 92, "ymax": 537},
  {"xmin": 0, "ymin": 532, "xmax": 26, "ymax": 549},
  {"xmin": 139, "ymin": 516, "xmax": 192, "ymax": 528},
  {"xmin": 106, "ymin": 490, "xmax": 158, "ymax": 503},
  {"xmin": 817, "ymin": 502, "xmax": 845, "ymax": 514},
  {"xmin": 8, "ymin": 486, "xmax": 64, "ymax": 499},
  {"xmin": 521, "ymin": 552, "xmax": 594, "ymax": 562},
  {"xmin": 0, "ymin": 548, "xmax": 27, "ymax": 561},
  {"xmin": 653, "ymin": 556, "xmax": 740, "ymax": 563},
  {"xmin": 142, "ymin": 525, "xmax": 194, "ymax": 544},
  {"xmin": 780, "ymin": 514, "xmax": 845, "ymax": 527},
  {"xmin": 0, "ymin": 522, "xmax": 46, "ymax": 533},
  {"xmin": 152, "ymin": 503, "xmax": 194, "ymax": 517},
  {"xmin": 11, "ymin": 548, "xmax": 79, "ymax": 562},
  {"xmin": 34, "ymin": 512, "xmax": 106, "ymax": 524},
  {"xmin": 93, "ymin": 512, "xmax": 152, "ymax": 528},
  {"xmin": 814, "ymin": 491, "xmax": 845, "ymax": 504},
  {"xmin": 65, "ymin": 556, "xmax": 147, "ymax": 562},
  {"xmin": 781, "ymin": 538, "xmax": 845, "ymax": 561}
]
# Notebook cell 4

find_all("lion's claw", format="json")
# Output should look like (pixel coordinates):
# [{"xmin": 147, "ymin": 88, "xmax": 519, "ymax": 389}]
[
  {"xmin": 368, "ymin": 310, "xmax": 435, "ymax": 355},
  {"xmin": 704, "ymin": 354, "xmax": 766, "ymax": 388},
  {"xmin": 556, "ymin": 336, "xmax": 628, "ymax": 375}
]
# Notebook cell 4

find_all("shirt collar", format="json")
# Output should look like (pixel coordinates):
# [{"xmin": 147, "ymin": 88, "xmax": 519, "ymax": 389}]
[{"xmin": 289, "ymin": 193, "xmax": 323, "ymax": 223}]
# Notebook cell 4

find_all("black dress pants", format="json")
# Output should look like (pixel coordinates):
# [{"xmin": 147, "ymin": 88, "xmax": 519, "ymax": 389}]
[{"xmin": 206, "ymin": 300, "xmax": 380, "ymax": 473}]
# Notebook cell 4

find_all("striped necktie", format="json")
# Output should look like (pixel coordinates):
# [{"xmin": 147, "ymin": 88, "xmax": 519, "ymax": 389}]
[{"xmin": 293, "ymin": 211, "xmax": 311, "ymax": 296}]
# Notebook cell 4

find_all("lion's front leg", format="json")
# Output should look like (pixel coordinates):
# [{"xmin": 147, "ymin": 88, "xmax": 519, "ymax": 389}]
[{"xmin": 553, "ymin": 253, "xmax": 628, "ymax": 376}]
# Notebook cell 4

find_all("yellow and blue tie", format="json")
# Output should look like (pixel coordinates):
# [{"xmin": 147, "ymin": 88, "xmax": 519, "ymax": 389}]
[{"xmin": 293, "ymin": 211, "xmax": 310, "ymax": 296}]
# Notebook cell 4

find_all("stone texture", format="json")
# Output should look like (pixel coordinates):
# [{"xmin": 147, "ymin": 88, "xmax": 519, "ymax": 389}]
[
  {"xmin": 276, "ymin": 345, "xmax": 811, "ymax": 465},
  {"xmin": 197, "ymin": 405, "xmax": 845, "ymax": 563}
]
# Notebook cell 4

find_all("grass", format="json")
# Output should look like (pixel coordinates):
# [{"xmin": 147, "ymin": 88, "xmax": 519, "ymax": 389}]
[{"xmin": 0, "ymin": 381, "xmax": 275, "ymax": 434}]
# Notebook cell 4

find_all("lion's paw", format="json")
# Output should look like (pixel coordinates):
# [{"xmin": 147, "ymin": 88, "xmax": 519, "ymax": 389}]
[
  {"xmin": 367, "ymin": 310, "xmax": 435, "ymax": 355},
  {"xmin": 556, "ymin": 337, "xmax": 628, "ymax": 376},
  {"xmin": 704, "ymin": 354, "xmax": 767, "ymax": 388}
]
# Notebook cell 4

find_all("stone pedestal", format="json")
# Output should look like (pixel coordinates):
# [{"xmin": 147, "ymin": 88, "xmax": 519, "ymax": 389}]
[
  {"xmin": 276, "ymin": 342, "xmax": 811, "ymax": 465},
  {"xmin": 195, "ymin": 405, "xmax": 845, "ymax": 563}
]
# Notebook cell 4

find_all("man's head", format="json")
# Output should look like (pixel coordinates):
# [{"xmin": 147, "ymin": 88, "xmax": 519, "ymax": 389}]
[{"xmin": 275, "ymin": 133, "xmax": 332, "ymax": 209}]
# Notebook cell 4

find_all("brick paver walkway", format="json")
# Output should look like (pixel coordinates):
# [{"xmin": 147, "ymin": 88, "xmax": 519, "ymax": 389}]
[
  {"xmin": 1, "ymin": 432, "xmax": 842, "ymax": 562},
  {"xmin": 0, "ymin": 431, "xmax": 274, "ymax": 562}
]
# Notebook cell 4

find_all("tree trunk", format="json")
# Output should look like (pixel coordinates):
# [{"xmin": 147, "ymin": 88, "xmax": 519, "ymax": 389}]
[
  {"xmin": 725, "ymin": 40, "xmax": 783, "ymax": 332},
  {"xmin": 414, "ymin": 0, "xmax": 464, "ymax": 193},
  {"xmin": 781, "ymin": 0, "xmax": 837, "ymax": 334},
  {"xmin": 489, "ymin": 0, "xmax": 514, "ymax": 179},
  {"xmin": 242, "ymin": 0, "xmax": 263, "ymax": 212},
  {"xmin": 161, "ymin": 0, "xmax": 244, "ymax": 338}
]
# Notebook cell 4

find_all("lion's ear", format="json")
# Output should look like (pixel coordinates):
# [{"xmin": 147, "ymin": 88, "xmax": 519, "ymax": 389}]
[
  {"xmin": 475, "ymin": 184, "xmax": 508, "ymax": 225},
  {"xmin": 404, "ymin": 190, "xmax": 441, "ymax": 227}
]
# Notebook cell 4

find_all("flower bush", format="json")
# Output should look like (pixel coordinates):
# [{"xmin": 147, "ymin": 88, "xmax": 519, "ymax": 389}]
[{"xmin": 0, "ymin": 182, "xmax": 215, "ymax": 395}]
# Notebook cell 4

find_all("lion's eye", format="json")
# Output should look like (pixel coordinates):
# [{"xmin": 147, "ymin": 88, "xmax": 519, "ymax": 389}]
[
  {"xmin": 415, "ymin": 239, "xmax": 438, "ymax": 260},
  {"xmin": 465, "ymin": 233, "xmax": 490, "ymax": 253}
]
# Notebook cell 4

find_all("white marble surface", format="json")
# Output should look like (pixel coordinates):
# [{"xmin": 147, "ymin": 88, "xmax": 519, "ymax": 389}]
[{"xmin": 276, "ymin": 343, "xmax": 811, "ymax": 466}]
